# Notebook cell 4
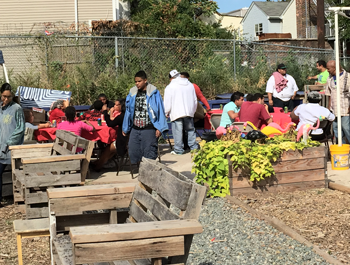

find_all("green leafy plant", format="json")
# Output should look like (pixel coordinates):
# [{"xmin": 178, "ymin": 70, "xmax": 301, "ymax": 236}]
[{"xmin": 192, "ymin": 133, "xmax": 321, "ymax": 198}]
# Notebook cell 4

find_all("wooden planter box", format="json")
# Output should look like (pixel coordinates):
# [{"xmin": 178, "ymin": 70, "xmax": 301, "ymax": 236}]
[{"xmin": 228, "ymin": 146, "xmax": 327, "ymax": 195}]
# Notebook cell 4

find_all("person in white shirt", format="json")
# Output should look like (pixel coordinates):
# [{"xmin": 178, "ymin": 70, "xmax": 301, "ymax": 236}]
[
  {"xmin": 164, "ymin": 69, "xmax": 198, "ymax": 155},
  {"xmin": 266, "ymin": 63, "xmax": 299, "ymax": 111},
  {"xmin": 290, "ymin": 92, "xmax": 335, "ymax": 140}
]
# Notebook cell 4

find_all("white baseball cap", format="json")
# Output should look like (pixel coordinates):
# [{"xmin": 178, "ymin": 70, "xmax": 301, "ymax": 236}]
[{"xmin": 169, "ymin": 69, "xmax": 180, "ymax": 78}]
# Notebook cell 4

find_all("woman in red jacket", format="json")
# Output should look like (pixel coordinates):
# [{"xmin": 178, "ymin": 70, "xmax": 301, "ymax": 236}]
[{"xmin": 49, "ymin": 99, "xmax": 69, "ymax": 123}]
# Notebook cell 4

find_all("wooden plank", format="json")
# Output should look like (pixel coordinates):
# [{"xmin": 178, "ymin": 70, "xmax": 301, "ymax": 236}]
[
  {"xmin": 52, "ymin": 142, "xmax": 73, "ymax": 155},
  {"xmin": 170, "ymin": 183, "xmax": 206, "ymax": 264},
  {"xmin": 50, "ymin": 193, "xmax": 132, "ymax": 216},
  {"xmin": 74, "ymin": 236, "xmax": 184, "ymax": 264},
  {"xmin": 22, "ymin": 154, "xmax": 85, "ymax": 164},
  {"xmin": 230, "ymin": 169, "xmax": 325, "ymax": 189},
  {"xmin": 133, "ymin": 185, "xmax": 179, "ymax": 221},
  {"xmin": 9, "ymin": 143, "xmax": 53, "ymax": 150},
  {"xmin": 81, "ymin": 140, "xmax": 94, "ymax": 182},
  {"xmin": 56, "ymin": 130, "xmax": 80, "ymax": 146},
  {"xmin": 26, "ymin": 191, "xmax": 48, "ymax": 204},
  {"xmin": 272, "ymin": 157, "xmax": 325, "ymax": 173},
  {"xmin": 138, "ymin": 160, "xmax": 193, "ymax": 210},
  {"xmin": 279, "ymin": 146, "xmax": 326, "ymax": 161},
  {"xmin": 142, "ymin": 158, "xmax": 190, "ymax": 183},
  {"xmin": 11, "ymin": 148, "xmax": 53, "ymax": 159},
  {"xmin": 13, "ymin": 218, "xmax": 49, "ymax": 233},
  {"xmin": 229, "ymin": 180, "xmax": 326, "ymax": 195},
  {"xmin": 129, "ymin": 201, "xmax": 157, "ymax": 223},
  {"xmin": 26, "ymin": 207, "xmax": 49, "ymax": 219},
  {"xmin": 24, "ymin": 173, "xmax": 81, "ymax": 188},
  {"xmin": 56, "ymin": 213, "xmax": 110, "ymax": 231},
  {"xmin": 182, "ymin": 184, "xmax": 206, "ymax": 220},
  {"xmin": 47, "ymin": 183, "xmax": 136, "ymax": 199},
  {"xmin": 53, "ymin": 235, "xmax": 74, "ymax": 265},
  {"xmin": 69, "ymin": 219, "xmax": 202, "ymax": 244},
  {"xmin": 23, "ymin": 160, "xmax": 81, "ymax": 174}
]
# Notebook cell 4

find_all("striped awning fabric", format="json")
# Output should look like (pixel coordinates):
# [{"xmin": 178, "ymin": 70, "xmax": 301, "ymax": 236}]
[{"xmin": 16, "ymin": 86, "xmax": 71, "ymax": 109}]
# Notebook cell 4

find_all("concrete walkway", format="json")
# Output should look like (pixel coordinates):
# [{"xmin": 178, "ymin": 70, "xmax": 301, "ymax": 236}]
[{"xmin": 88, "ymin": 144, "xmax": 194, "ymax": 184}]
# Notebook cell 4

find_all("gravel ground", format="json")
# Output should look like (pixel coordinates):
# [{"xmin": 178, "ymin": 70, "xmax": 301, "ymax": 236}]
[{"xmin": 187, "ymin": 198, "xmax": 332, "ymax": 265}]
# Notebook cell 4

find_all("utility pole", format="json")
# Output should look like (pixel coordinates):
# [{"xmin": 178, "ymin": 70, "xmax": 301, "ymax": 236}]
[{"xmin": 317, "ymin": 0, "xmax": 325, "ymax": 49}]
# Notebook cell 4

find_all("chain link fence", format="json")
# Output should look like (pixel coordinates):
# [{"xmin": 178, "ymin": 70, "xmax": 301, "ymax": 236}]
[{"xmin": 0, "ymin": 35, "xmax": 334, "ymax": 105}]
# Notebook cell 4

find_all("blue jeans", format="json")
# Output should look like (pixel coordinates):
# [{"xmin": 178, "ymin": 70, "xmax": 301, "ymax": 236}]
[
  {"xmin": 333, "ymin": 116, "xmax": 350, "ymax": 144},
  {"xmin": 0, "ymin": 163, "xmax": 7, "ymax": 201},
  {"xmin": 128, "ymin": 128, "xmax": 158, "ymax": 164},
  {"xmin": 172, "ymin": 117, "xmax": 198, "ymax": 154}
]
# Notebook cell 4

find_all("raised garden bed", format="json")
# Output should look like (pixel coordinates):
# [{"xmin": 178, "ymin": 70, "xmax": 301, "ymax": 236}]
[{"xmin": 228, "ymin": 146, "xmax": 327, "ymax": 195}]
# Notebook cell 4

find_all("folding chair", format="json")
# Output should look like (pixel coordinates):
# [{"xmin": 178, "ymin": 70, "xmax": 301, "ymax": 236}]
[
  {"xmin": 209, "ymin": 113, "xmax": 222, "ymax": 131},
  {"xmin": 311, "ymin": 119, "xmax": 333, "ymax": 159}
]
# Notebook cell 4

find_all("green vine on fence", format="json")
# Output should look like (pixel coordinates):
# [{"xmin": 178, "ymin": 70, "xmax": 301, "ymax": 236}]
[{"xmin": 192, "ymin": 133, "xmax": 321, "ymax": 198}]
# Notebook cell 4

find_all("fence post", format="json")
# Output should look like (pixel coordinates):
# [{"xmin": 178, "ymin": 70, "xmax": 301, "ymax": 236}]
[
  {"xmin": 233, "ymin": 39, "xmax": 236, "ymax": 81},
  {"xmin": 115, "ymin": 37, "xmax": 119, "ymax": 71},
  {"xmin": 45, "ymin": 37, "xmax": 49, "ymax": 84}
]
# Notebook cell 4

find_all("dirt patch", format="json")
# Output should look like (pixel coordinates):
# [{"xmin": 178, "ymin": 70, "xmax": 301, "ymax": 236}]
[
  {"xmin": 237, "ymin": 188, "xmax": 350, "ymax": 264},
  {"xmin": 0, "ymin": 202, "xmax": 50, "ymax": 265}
]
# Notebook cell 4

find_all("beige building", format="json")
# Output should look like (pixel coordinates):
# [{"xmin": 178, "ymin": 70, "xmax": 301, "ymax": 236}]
[
  {"xmin": 0, "ymin": 0, "xmax": 130, "ymax": 34},
  {"xmin": 199, "ymin": 8, "xmax": 247, "ymax": 37}
]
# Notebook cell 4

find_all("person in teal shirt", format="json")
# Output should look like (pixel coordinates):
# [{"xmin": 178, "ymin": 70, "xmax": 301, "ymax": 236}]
[
  {"xmin": 219, "ymin": 92, "xmax": 244, "ymax": 127},
  {"xmin": 307, "ymin": 60, "xmax": 329, "ymax": 85}
]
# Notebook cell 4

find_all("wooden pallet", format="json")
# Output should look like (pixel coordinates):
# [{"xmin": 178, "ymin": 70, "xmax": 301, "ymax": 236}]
[{"xmin": 228, "ymin": 146, "xmax": 327, "ymax": 195}]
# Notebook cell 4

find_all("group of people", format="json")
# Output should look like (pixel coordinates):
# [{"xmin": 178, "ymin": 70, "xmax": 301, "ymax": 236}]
[{"xmin": 217, "ymin": 59, "xmax": 349, "ymax": 143}]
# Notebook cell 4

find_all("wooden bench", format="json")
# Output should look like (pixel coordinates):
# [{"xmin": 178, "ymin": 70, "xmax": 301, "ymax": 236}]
[
  {"xmin": 10, "ymin": 130, "xmax": 94, "ymax": 219},
  {"xmin": 49, "ymin": 158, "xmax": 207, "ymax": 265},
  {"xmin": 13, "ymin": 218, "xmax": 50, "ymax": 265}
]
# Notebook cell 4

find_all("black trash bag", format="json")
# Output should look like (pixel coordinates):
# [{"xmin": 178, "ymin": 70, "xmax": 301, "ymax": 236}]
[
  {"xmin": 245, "ymin": 130, "xmax": 267, "ymax": 142},
  {"xmin": 201, "ymin": 131, "xmax": 218, "ymax": 142}
]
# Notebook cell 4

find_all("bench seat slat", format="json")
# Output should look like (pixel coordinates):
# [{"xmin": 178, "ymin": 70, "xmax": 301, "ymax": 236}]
[
  {"xmin": 69, "ymin": 219, "xmax": 202, "ymax": 244},
  {"xmin": 13, "ymin": 218, "xmax": 49, "ymax": 233},
  {"xmin": 47, "ymin": 183, "xmax": 136, "ymax": 199}
]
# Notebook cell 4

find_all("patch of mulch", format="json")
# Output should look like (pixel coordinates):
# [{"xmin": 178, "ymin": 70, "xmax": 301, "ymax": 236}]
[
  {"xmin": 237, "ymin": 188, "xmax": 350, "ymax": 264},
  {"xmin": 0, "ymin": 201, "xmax": 50, "ymax": 265}
]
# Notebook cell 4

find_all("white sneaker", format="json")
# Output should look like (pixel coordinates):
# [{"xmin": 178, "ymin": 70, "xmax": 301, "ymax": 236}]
[{"xmin": 170, "ymin": 151, "xmax": 182, "ymax": 155}]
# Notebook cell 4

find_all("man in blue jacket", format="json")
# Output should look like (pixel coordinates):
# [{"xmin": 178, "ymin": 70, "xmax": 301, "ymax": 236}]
[{"xmin": 122, "ymin": 70, "xmax": 168, "ymax": 168}]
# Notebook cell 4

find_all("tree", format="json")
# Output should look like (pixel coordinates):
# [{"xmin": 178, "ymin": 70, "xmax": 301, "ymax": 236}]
[
  {"xmin": 125, "ymin": 0, "xmax": 234, "ymax": 38},
  {"xmin": 326, "ymin": 0, "xmax": 350, "ymax": 40}
]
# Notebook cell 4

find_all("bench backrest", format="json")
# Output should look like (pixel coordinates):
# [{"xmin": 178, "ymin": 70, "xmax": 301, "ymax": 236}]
[
  {"xmin": 53, "ymin": 130, "xmax": 94, "ymax": 181},
  {"xmin": 129, "ymin": 158, "xmax": 207, "ymax": 223},
  {"xmin": 47, "ymin": 183, "xmax": 135, "ymax": 231}
]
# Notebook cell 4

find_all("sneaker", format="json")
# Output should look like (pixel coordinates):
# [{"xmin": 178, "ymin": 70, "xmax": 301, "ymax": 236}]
[{"xmin": 170, "ymin": 151, "xmax": 183, "ymax": 155}]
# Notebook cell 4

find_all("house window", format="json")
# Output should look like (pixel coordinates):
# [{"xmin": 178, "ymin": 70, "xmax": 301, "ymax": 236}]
[{"xmin": 255, "ymin": 23, "xmax": 263, "ymax": 35}]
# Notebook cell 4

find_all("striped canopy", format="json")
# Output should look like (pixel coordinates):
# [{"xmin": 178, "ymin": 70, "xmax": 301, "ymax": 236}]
[{"xmin": 16, "ymin": 86, "xmax": 71, "ymax": 110}]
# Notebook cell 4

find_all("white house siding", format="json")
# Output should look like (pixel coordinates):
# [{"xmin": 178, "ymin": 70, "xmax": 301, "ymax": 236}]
[
  {"xmin": 242, "ymin": 5, "xmax": 270, "ymax": 40},
  {"xmin": 269, "ymin": 19, "xmax": 282, "ymax": 33},
  {"xmin": 282, "ymin": 0, "xmax": 297, "ymax": 38},
  {"xmin": 0, "ymin": 0, "xmax": 114, "ymax": 34}
]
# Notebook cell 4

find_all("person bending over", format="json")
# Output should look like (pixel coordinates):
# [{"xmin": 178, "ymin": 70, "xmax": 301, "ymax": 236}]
[{"xmin": 290, "ymin": 92, "xmax": 335, "ymax": 140}]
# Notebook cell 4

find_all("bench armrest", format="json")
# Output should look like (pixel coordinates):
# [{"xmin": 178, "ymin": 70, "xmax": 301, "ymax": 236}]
[
  {"xmin": 9, "ymin": 143, "xmax": 53, "ymax": 150},
  {"xmin": 22, "ymin": 154, "xmax": 85, "ymax": 164},
  {"xmin": 69, "ymin": 219, "xmax": 203, "ymax": 244}
]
